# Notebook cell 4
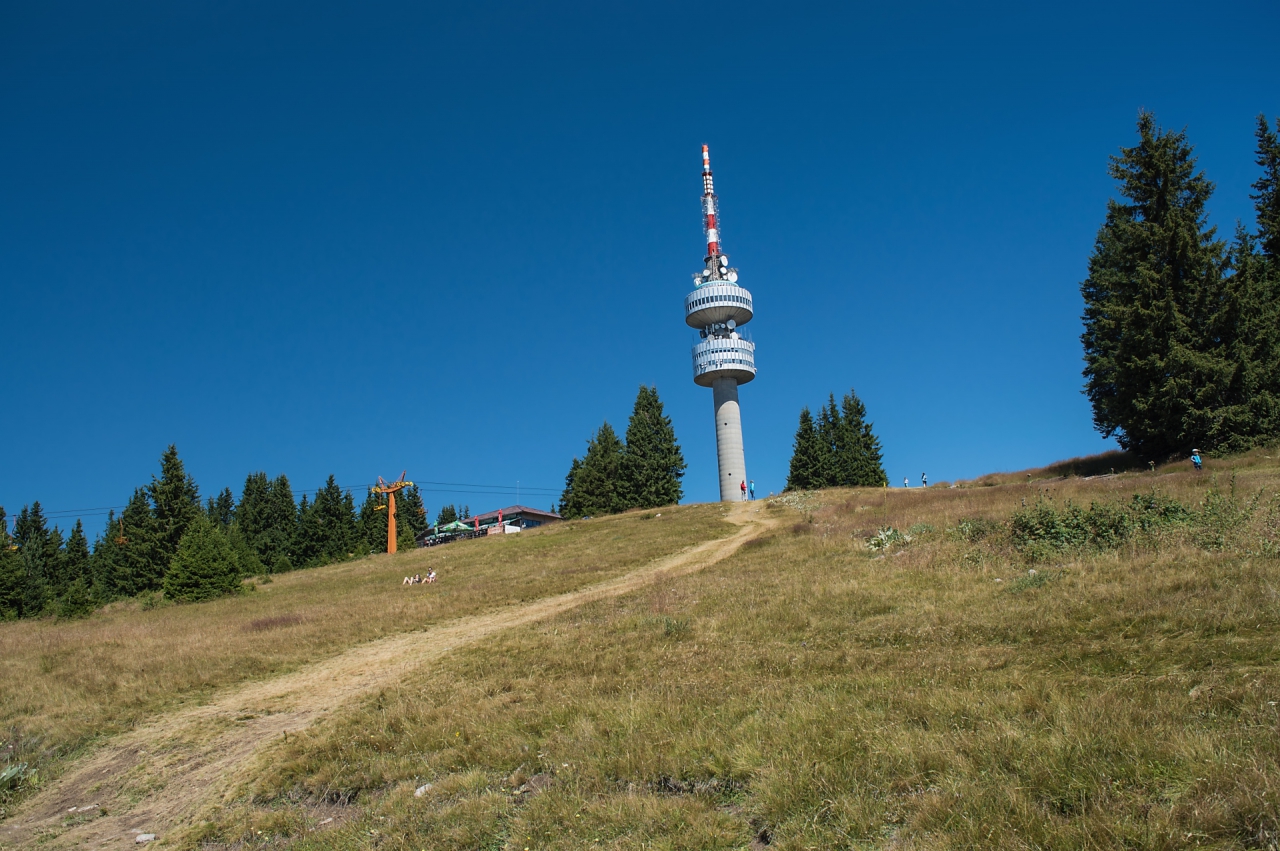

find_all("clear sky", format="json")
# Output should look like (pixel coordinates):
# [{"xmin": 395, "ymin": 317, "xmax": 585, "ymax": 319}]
[{"xmin": 3, "ymin": 1, "xmax": 1278, "ymax": 533}]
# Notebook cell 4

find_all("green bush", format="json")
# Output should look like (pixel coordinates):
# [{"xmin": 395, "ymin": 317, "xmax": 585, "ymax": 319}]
[{"xmin": 163, "ymin": 515, "xmax": 241, "ymax": 603}]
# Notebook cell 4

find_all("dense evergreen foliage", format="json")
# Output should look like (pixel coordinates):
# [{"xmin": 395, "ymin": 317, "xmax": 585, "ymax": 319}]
[
  {"xmin": 1081, "ymin": 112, "xmax": 1280, "ymax": 459},
  {"xmin": 785, "ymin": 389, "xmax": 887, "ymax": 490},
  {"xmin": 0, "ymin": 446, "xmax": 388, "ymax": 620},
  {"xmin": 559, "ymin": 386, "xmax": 686, "ymax": 519}
]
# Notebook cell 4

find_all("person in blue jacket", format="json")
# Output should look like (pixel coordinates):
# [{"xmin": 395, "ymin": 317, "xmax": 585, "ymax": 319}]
[{"xmin": 1191, "ymin": 449, "xmax": 1203, "ymax": 472}]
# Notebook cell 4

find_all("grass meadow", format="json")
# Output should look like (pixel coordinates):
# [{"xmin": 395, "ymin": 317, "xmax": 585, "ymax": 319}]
[
  {"xmin": 198, "ymin": 452, "xmax": 1280, "ymax": 850},
  {"xmin": 0, "ymin": 503, "xmax": 733, "ymax": 817}
]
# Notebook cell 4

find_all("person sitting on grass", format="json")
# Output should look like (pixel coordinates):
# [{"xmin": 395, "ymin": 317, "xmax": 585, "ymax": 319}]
[{"xmin": 426, "ymin": 570, "xmax": 437, "ymax": 583}]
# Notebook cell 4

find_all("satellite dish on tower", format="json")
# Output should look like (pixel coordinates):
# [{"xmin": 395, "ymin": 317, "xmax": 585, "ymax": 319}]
[
  {"xmin": 727, "ymin": 319, "xmax": 736, "ymax": 330},
  {"xmin": 727, "ymin": 271, "xmax": 738, "ymax": 283},
  {"xmin": 719, "ymin": 255, "xmax": 729, "ymax": 267}
]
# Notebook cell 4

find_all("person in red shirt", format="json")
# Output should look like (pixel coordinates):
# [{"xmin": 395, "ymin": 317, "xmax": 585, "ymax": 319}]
[{"xmin": 740, "ymin": 480, "xmax": 747, "ymax": 500}]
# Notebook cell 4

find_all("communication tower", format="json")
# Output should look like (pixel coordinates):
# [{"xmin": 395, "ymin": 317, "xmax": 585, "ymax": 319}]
[{"xmin": 684, "ymin": 146, "xmax": 756, "ymax": 501}]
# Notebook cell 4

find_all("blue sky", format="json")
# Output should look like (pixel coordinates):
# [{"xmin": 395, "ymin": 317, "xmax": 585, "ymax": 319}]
[{"xmin": 2, "ymin": 0, "xmax": 1278, "ymax": 532}]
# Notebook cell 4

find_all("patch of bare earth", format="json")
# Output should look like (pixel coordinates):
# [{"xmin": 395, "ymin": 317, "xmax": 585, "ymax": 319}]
[{"xmin": 0, "ymin": 503, "xmax": 774, "ymax": 850}]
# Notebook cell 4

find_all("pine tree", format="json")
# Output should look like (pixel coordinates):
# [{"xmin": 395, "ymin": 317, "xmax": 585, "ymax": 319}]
[
  {"xmin": 148, "ymin": 445, "xmax": 202, "ymax": 571},
  {"xmin": 0, "ymin": 508, "xmax": 23, "ymax": 619},
  {"xmin": 292, "ymin": 494, "xmax": 320, "ymax": 567},
  {"xmin": 111, "ymin": 488, "xmax": 164, "ymax": 596},
  {"xmin": 785, "ymin": 407, "xmax": 822, "ymax": 491},
  {"xmin": 1253, "ymin": 115, "xmax": 1280, "ymax": 264},
  {"xmin": 815, "ymin": 396, "xmax": 841, "ymax": 487},
  {"xmin": 163, "ymin": 514, "xmax": 241, "ymax": 603},
  {"xmin": 436, "ymin": 504, "xmax": 459, "ymax": 526},
  {"xmin": 59, "ymin": 519, "xmax": 93, "ymax": 613},
  {"xmin": 1080, "ymin": 112, "xmax": 1230, "ymax": 459},
  {"xmin": 620, "ymin": 385, "xmax": 686, "ymax": 509},
  {"xmin": 397, "ymin": 485, "xmax": 428, "ymax": 538},
  {"xmin": 207, "ymin": 487, "xmax": 235, "ymax": 527},
  {"xmin": 236, "ymin": 472, "xmax": 271, "ymax": 560},
  {"xmin": 262, "ymin": 475, "xmax": 298, "ymax": 568},
  {"xmin": 359, "ymin": 489, "xmax": 388, "ymax": 552},
  {"xmin": 559, "ymin": 458, "xmax": 581, "ymax": 516},
  {"xmin": 14, "ymin": 504, "xmax": 53, "ymax": 616},
  {"xmin": 309, "ymin": 476, "xmax": 356, "ymax": 562},
  {"xmin": 839, "ymin": 389, "xmax": 888, "ymax": 486},
  {"xmin": 561, "ymin": 422, "xmax": 626, "ymax": 519}
]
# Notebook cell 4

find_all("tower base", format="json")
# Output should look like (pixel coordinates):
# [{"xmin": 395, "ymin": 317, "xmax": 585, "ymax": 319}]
[{"xmin": 712, "ymin": 377, "xmax": 747, "ymax": 502}]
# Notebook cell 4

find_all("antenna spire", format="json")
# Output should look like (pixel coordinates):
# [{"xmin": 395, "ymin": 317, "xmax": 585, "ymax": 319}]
[{"xmin": 702, "ymin": 145, "xmax": 720, "ymax": 259}]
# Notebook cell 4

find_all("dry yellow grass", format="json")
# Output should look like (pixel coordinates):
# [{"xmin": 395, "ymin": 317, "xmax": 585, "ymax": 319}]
[
  {"xmin": 0, "ymin": 502, "xmax": 732, "ymax": 814},
  {"xmin": 193, "ymin": 460, "xmax": 1280, "ymax": 850}
]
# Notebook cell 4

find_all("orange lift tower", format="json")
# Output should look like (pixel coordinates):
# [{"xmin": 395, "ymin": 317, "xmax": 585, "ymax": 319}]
[{"xmin": 371, "ymin": 472, "xmax": 414, "ymax": 554}]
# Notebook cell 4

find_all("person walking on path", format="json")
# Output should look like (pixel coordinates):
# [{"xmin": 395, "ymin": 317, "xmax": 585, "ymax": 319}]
[
  {"xmin": 749, "ymin": 480, "xmax": 755, "ymax": 500},
  {"xmin": 921, "ymin": 473, "xmax": 928, "ymax": 488},
  {"xmin": 903, "ymin": 476, "xmax": 909, "ymax": 489},
  {"xmin": 1191, "ymin": 449, "xmax": 1203, "ymax": 472},
  {"xmin": 740, "ymin": 480, "xmax": 747, "ymax": 500}
]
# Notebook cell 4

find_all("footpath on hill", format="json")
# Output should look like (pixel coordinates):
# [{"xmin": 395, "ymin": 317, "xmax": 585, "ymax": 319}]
[{"xmin": 0, "ymin": 502, "xmax": 775, "ymax": 850}]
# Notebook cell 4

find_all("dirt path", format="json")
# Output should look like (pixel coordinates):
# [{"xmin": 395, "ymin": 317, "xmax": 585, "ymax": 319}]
[{"xmin": 1, "ymin": 503, "xmax": 775, "ymax": 849}]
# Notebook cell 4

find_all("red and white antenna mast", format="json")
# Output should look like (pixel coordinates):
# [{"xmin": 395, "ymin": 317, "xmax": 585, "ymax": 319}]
[{"xmin": 701, "ymin": 145, "xmax": 721, "ymax": 260}]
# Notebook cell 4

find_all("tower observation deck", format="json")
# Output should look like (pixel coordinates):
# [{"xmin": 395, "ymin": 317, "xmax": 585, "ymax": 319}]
[{"xmin": 684, "ymin": 146, "xmax": 756, "ymax": 501}]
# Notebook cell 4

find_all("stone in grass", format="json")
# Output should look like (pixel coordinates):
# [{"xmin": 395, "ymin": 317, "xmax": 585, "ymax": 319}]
[
  {"xmin": 135, "ymin": 834, "xmax": 157, "ymax": 844},
  {"xmin": 414, "ymin": 783, "xmax": 433, "ymax": 797}
]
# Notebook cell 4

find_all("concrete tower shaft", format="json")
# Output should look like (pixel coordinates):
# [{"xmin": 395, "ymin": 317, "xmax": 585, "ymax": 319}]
[{"xmin": 684, "ymin": 145, "xmax": 756, "ymax": 503}]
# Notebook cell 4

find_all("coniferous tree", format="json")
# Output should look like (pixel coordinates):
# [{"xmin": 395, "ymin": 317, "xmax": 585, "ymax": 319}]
[
  {"xmin": 785, "ymin": 408, "xmax": 822, "ymax": 491},
  {"xmin": 620, "ymin": 385, "xmax": 686, "ymax": 509},
  {"xmin": 292, "ymin": 494, "xmax": 320, "ymax": 567},
  {"xmin": 0, "ymin": 508, "xmax": 23, "ymax": 619},
  {"xmin": 236, "ymin": 472, "xmax": 271, "ymax": 560},
  {"xmin": 1253, "ymin": 115, "xmax": 1280, "ymax": 264},
  {"xmin": 436, "ymin": 504, "xmax": 459, "ymax": 526},
  {"xmin": 262, "ymin": 475, "xmax": 298, "ymax": 568},
  {"xmin": 309, "ymin": 476, "xmax": 357, "ymax": 562},
  {"xmin": 397, "ymin": 485, "xmax": 428, "ymax": 538},
  {"xmin": 359, "ymin": 489, "xmax": 388, "ymax": 551},
  {"xmin": 148, "ymin": 445, "xmax": 202, "ymax": 570},
  {"xmin": 207, "ymin": 487, "xmax": 236, "ymax": 527},
  {"xmin": 14, "ymin": 504, "xmax": 53, "ymax": 616},
  {"xmin": 561, "ymin": 422, "xmax": 626, "ymax": 518},
  {"xmin": 815, "ymin": 397, "xmax": 841, "ymax": 487},
  {"xmin": 558, "ymin": 458, "xmax": 581, "ymax": 517},
  {"xmin": 163, "ymin": 514, "xmax": 241, "ymax": 603},
  {"xmin": 59, "ymin": 519, "xmax": 93, "ymax": 614},
  {"xmin": 1080, "ymin": 113, "xmax": 1232, "ymax": 459},
  {"xmin": 111, "ymin": 488, "xmax": 164, "ymax": 596},
  {"xmin": 839, "ymin": 390, "xmax": 888, "ymax": 486}
]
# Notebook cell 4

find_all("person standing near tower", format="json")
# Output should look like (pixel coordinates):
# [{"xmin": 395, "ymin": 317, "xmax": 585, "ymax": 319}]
[
  {"xmin": 683, "ymin": 146, "xmax": 757, "ymax": 502},
  {"xmin": 749, "ymin": 479, "xmax": 755, "ymax": 500}
]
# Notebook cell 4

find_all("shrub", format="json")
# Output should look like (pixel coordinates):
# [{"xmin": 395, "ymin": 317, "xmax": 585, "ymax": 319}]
[{"xmin": 163, "ymin": 515, "xmax": 241, "ymax": 603}]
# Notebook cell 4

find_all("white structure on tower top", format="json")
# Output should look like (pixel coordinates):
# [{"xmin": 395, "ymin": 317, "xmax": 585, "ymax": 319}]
[{"xmin": 683, "ymin": 146, "xmax": 756, "ymax": 502}]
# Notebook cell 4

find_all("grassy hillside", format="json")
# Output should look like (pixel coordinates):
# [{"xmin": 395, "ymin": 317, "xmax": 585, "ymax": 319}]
[
  {"xmin": 0, "ymin": 503, "xmax": 733, "ymax": 817},
  {"xmin": 197, "ymin": 454, "xmax": 1280, "ymax": 850}
]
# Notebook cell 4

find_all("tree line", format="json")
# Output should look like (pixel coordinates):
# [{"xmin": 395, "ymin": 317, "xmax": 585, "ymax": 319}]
[
  {"xmin": 0, "ymin": 446, "xmax": 430, "ymax": 619},
  {"xmin": 1081, "ymin": 113, "xmax": 1280, "ymax": 459},
  {"xmin": 785, "ymin": 388, "xmax": 887, "ymax": 490},
  {"xmin": 559, "ymin": 385, "xmax": 687, "ymax": 518}
]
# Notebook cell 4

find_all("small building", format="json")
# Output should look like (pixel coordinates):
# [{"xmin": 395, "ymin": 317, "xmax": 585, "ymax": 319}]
[{"xmin": 470, "ymin": 505, "xmax": 562, "ymax": 530}]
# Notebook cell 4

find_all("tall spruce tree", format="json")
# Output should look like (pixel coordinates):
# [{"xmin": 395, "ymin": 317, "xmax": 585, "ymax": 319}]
[
  {"xmin": 397, "ymin": 485, "xmax": 428, "ymax": 538},
  {"xmin": 110, "ymin": 488, "xmax": 164, "ymax": 596},
  {"xmin": 309, "ymin": 476, "xmax": 357, "ymax": 562},
  {"xmin": 1253, "ymin": 115, "xmax": 1280, "ymax": 264},
  {"xmin": 620, "ymin": 385, "xmax": 686, "ymax": 509},
  {"xmin": 13, "ymin": 504, "xmax": 54, "ymax": 616},
  {"xmin": 0, "ymin": 508, "xmax": 23, "ymax": 619},
  {"xmin": 839, "ymin": 390, "xmax": 888, "ymax": 486},
  {"xmin": 785, "ymin": 408, "xmax": 822, "ymax": 491},
  {"xmin": 207, "ymin": 487, "xmax": 236, "ymax": 527},
  {"xmin": 1080, "ymin": 112, "xmax": 1230, "ymax": 459},
  {"xmin": 292, "ymin": 493, "xmax": 320, "ymax": 567},
  {"xmin": 262, "ymin": 475, "xmax": 298, "ymax": 568},
  {"xmin": 786, "ymin": 391, "xmax": 887, "ymax": 490},
  {"xmin": 558, "ymin": 458, "xmax": 581, "ymax": 517},
  {"xmin": 560, "ymin": 423, "xmax": 626, "ymax": 519},
  {"xmin": 436, "ymin": 504, "xmax": 459, "ymax": 526},
  {"xmin": 163, "ymin": 514, "xmax": 241, "ymax": 603},
  {"xmin": 359, "ymin": 489, "xmax": 388, "ymax": 552},
  {"xmin": 148, "ymin": 445, "xmax": 202, "ymax": 571}
]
